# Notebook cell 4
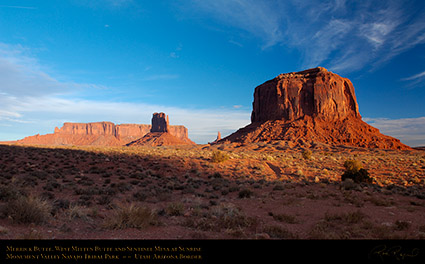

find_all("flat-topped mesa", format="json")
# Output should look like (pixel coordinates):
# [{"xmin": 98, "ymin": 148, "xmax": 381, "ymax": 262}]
[
  {"xmin": 54, "ymin": 122, "xmax": 117, "ymax": 136},
  {"xmin": 151, "ymin": 112, "xmax": 170, "ymax": 133},
  {"xmin": 251, "ymin": 67, "xmax": 360, "ymax": 123},
  {"xmin": 15, "ymin": 113, "xmax": 193, "ymax": 146}
]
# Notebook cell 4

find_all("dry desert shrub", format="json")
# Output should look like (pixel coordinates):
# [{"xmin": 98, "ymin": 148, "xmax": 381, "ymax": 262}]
[
  {"xmin": 271, "ymin": 213, "xmax": 298, "ymax": 224},
  {"xmin": 211, "ymin": 203, "xmax": 257, "ymax": 230},
  {"xmin": 308, "ymin": 210, "xmax": 367, "ymax": 239},
  {"xmin": 262, "ymin": 225, "xmax": 298, "ymax": 239},
  {"xmin": 68, "ymin": 205, "xmax": 90, "ymax": 220},
  {"xmin": 211, "ymin": 150, "xmax": 229, "ymax": 163},
  {"xmin": 302, "ymin": 149, "xmax": 312, "ymax": 160},
  {"xmin": 166, "ymin": 202, "xmax": 185, "ymax": 216},
  {"xmin": 238, "ymin": 189, "xmax": 254, "ymax": 199},
  {"xmin": 343, "ymin": 159, "xmax": 363, "ymax": 172},
  {"xmin": 0, "ymin": 184, "xmax": 21, "ymax": 201},
  {"xmin": 394, "ymin": 220, "xmax": 411, "ymax": 231},
  {"xmin": 0, "ymin": 225, "xmax": 9, "ymax": 235},
  {"xmin": 341, "ymin": 159, "xmax": 371, "ymax": 183},
  {"xmin": 103, "ymin": 203, "xmax": 158, "ymax": 230},
  {"xmin": 19, "ymin": 229, "xmax": 44, "ymax": 239},
  {"xmin": 272, "ymin": 182, "xmax": 285, "ymax": 191},
  {"xmin": 3, "ymin": 195, "xmax": 52, "ymax": 225},
  {"xmin": 183, "ymin": 203, "xmax": 257, "ymax": 233}
]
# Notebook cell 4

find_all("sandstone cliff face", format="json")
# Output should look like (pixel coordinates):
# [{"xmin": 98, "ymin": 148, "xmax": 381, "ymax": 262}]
[
  {"xmin": 17, "ymin": 117, "xmax": 193, "ymax": 146},
  {"xmin": 114, "ymin": 124, "xmax": 151, "ymax": 142},
  {"xmin": 222, "ymin": 67, "xmax": 411, "ymax": 150},
  {"xmin": 54, "ymin": 122, "xmax": 118, "ymax": 136},
  {"xmin": 251, "ymin": 67, "xmax": 359, "ymax": 123}
]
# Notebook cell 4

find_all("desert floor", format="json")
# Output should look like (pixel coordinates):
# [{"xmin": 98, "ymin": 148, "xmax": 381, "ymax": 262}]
[{"xmin": 0, "ymin": 143, "xmax": 424, "ymax": 239}]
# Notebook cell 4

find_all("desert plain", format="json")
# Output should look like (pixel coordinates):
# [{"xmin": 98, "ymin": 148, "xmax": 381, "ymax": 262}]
[{"xmin": 0, "ymin": 141, "xmax": 424, "ymax": 239}]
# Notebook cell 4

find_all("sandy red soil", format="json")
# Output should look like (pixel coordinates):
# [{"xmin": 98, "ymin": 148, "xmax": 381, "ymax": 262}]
[{"xmin": 0, "ymin": 143, "xmax": 424, "ymax": 239}]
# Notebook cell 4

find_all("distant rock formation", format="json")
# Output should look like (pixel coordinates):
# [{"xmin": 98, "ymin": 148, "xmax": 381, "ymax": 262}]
[
  {"xmin": 221, "ymin": 67, "xmax": 411, "ymax": 150},
  {"xmin": 209, "ymin": 131, "xmax": 222, "ymax": 144},
  {"xmin": 127, "ymin": 113, "xmax": 195, "ymax": 146},
  {"xmin": 15, "ymin": 115, "xmax": 194, "ymax": 146},
  {"xmin": 151, "ymin": 112, "xmax": 170, "ymax": 133},
  {"xmin": 216, "ymin": 131, "xmax": 221, "ymax": 141}
]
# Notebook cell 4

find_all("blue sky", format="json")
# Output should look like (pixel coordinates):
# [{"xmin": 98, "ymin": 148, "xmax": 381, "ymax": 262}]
[{"xmin": 0, "ymin": 0, "xmax": 424, "ymax": 145}]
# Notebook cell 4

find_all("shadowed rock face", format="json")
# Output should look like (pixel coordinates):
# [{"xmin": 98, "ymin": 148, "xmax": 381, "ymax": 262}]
[
  {"xmin": 222, "ymin": 67, "xmax": 411, "ymax": 150},
  {"xmin": 151, "ymin": 112, "xmax": 170, "ymax": 133},
  {"xmin": 251, "ymin": 67, "xmax": 360, "ymax": 123}
]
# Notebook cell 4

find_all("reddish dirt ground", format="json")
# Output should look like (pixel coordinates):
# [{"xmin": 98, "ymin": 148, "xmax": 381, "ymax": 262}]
[{"xmin": 0, "ymin": 143, "xmax": 424, "ymax": 239}]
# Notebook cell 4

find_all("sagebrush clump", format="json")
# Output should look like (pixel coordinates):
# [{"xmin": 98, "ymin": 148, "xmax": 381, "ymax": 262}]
[
  {"xmin": 103, "ymin": 203, "xmax": 158, "ymax": 230},
  {"xmin": 341, "ymin": 160, "xmax": 371, "ymax": 183},
  {"xmin": 3, "ymin": 195, "xmax": 52, "ymax": 225},
  {"xmin": 211, "ymin": 150, "xmax": 229, "ymax": 163},
  {"xmin": 238, "ymin": 189, "xmax": 254, "ymax": 199},
  {"xmin": 302, "ymin": 149, "xmax": 312, "ymax": 160}
]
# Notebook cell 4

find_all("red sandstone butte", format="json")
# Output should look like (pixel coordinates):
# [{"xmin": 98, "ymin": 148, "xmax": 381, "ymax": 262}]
[
  {"xmin": 127, "ymin": 113, "xmax": 195, "ymax": 146},
  {"xmin": 15, "ymin": 115, "xmax": 193, "ymax": 146},
  {"xmin": 151, "ymin": 112, "xmax": 170, "ymax": 133},
  {"xmin": 221, "ymin": 67, "xmax": 411, "ymax": 150}
]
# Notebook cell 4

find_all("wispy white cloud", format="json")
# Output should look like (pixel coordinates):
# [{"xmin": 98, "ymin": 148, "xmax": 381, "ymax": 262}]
[
  {"xmin": 0, "ymin": 42, "xmax": 249, "ymax": 143},
  {"xmin": 74, "ymin": 0, "xmax": 136, "ymax": 10},
  {"xmin": 188, "ymin": 0, "xmax": 284, "ymax": 49},
  {"xmin": 228, "ymin": 39, "xmax": 244, "ymax": 47},
  {"xmin": 0, "ymin": 94, "xmax": 250, "ymax": 143},
  {"xmin": 186, "ymin": 0, "xmax": 425, "ymax": 73},
  {"xmin": 401, "ymin": 70, "xmax": 425, "ymax": 81},
  {"xmin": 400, "ymin": 70, "xmax": 425, "ymax": 89},
  {"xmin": 0, "ymin": 5, "xmax": 37, "ymax": 9},
  {"xmin": 289, "ymin": 0, "xmax": 423, "ymax": 72},
  {"xmin": 364, "ymin": 116, "xmax": 425, "ymax": 147},
  {"xmin": 0, "ymin": 43, "xmax": 101, "ymax": 97}
]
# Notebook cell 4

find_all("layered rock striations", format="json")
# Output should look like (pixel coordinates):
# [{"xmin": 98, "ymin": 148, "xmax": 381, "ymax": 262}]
[
  {"xmin": 222, "ymin": 67, "xmax": 411, "ymax": 150},
  {"xmin": 251, "ymin": 67, "xmax": 360, "ymax": 123},
  {"xmin": 127, "ymin": 113, "xmax": 195, "ymax": 146},
  {"xmin": 16, "ymin": 116, "xmax": 193, "ymax": 146}
]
